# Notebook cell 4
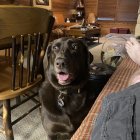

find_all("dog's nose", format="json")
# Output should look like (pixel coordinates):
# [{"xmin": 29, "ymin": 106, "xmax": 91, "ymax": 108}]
[{"xmin": 55, "ymin": 58, "xmax": 65, "ymax": 68}]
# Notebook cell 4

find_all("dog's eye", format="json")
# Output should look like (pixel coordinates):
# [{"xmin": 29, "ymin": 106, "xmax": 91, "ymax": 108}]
[
  {"xmin": 71, "ymin": 43, "xmax": 78, "ymax": 50},
  {"xmin": 52, "ymin": 45, "xmax": 59, "ymax": 51}
]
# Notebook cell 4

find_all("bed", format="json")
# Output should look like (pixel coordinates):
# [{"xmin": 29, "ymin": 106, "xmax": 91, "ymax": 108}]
[{"xmin": 71, "ymin": 56, "xmax": 140, "ymax": 140}]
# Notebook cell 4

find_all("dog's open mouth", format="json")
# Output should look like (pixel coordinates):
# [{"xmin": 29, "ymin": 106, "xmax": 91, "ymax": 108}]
[{"xmin": 57, "ymin": 72, "xmax": 73, "ymax": 85}]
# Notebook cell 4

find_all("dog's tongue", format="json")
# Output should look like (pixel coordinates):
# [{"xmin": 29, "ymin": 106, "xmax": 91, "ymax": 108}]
[{"xmin": 57, "ymin": 73, "xmax": 69, "ymax": 81}]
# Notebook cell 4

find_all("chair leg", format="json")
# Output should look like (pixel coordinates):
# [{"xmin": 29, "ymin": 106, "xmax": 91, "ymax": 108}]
[{"xmin": 3, "ymin": 100, "xmax": 14, "ymax": 140}]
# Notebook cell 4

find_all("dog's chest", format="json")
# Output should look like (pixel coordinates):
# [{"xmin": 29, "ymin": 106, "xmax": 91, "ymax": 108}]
[{"xmin": 56, "ymin": 89, "xmax": 87, "ymax": 113}]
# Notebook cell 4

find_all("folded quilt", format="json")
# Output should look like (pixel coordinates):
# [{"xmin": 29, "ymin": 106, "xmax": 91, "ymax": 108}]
[{"xmin": 91, "ymin": 82, "xmax": 140, "ymax": 140}]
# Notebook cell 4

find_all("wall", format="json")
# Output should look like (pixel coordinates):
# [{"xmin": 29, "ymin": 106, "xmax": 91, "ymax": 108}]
[
  {"xmin": 33, "ymin": 0, "xmax": 52, "ymax": 10},
  {"xmin": 98, "ymin": 21, "xmax": 136, "ymax": 35},
  {"xmin": 84, "ymin": 0, "xmax": 98, "ymax": 19},
  {"xmin": 33, "ymin": 0, "xmax": 71, "ymax": 17},
  {"xmin": 135, "ymin": 6, "xmax": 140, "ymax": 37},
  {"xmin": 33, "ymin": 0, "xmax": 72, "ymax": 19},
  {"xmin": 84, "ymin": 0, "xmax": 139, "ymax": 35},
  {"xmin": 0, "ymin": 0, "xmax": 138, "ymax": 35},
  {"xmin": 0, "ymin": 0, "xmax": 32, "ymax": 5}
]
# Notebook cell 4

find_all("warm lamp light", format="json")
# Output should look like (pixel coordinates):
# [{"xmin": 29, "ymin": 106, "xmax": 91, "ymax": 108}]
[{"xmin": 87, "ymin": 13, "xmax": 96, "ymax": 24}]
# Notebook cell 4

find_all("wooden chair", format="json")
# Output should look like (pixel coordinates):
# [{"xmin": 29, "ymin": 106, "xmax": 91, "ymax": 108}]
[{"xmin": 0, "ymin": 6, "xmax": 54, "ymax": 140}]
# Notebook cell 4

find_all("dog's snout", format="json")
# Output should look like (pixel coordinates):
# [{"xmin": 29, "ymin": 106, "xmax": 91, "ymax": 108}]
[{"xmin": 55, "ymin": 58, "xmax": 65, "ymax": 68}]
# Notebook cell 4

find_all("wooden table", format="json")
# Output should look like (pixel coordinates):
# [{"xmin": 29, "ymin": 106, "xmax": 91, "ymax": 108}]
[{"xmin": 64, "ymin": 27, "xmax": 100, "ymax": 43}]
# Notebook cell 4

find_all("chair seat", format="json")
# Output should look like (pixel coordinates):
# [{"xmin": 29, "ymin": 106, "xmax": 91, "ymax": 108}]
[{"xmin": 0, "ymin": 61, "xmax": 42, "ymax": 100}]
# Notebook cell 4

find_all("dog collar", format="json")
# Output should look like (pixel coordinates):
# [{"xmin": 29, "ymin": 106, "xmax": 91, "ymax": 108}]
[{"xmin": 57, "ymin": 89, "xmax": 81, "ymax": 107}]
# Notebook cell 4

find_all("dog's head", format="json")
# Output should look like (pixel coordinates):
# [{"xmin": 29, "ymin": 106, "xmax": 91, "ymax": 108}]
[{"xmin": 45, "ymin": 37, "xmax": 93, "ymax": 89}]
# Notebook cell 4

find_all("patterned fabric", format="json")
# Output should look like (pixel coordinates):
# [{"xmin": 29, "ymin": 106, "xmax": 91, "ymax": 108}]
[{"xmin": 71, "ymin": 56, "xmax": 140, "ymax": 140}]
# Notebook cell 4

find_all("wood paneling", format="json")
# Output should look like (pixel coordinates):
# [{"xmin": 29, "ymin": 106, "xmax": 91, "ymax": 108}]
[
  {"xmin": 0, "ymin": 0, "xmax": 139, "ymax": 36},
  {"xmin": 98, "ymin": 0, "xmax": 117, "ymax": 18},
  {"xmin": 0, "ymin": 0, "xmax": 14, "ymax": 4},
  {"xmin": 0, "ymin": 0, "xmax": 72, "ymax": 18},
  {"xmin": 98, "ymin": 21, "xmax": 136, "ymax": 35},
  {"xmin": 52, "ymin": 0, "xmax": 71, "ymax": 18},
  {"xmin": 116, "ymin": 0, "xmax": 139, "ymax": 21},
  {"xmin": 84, "ymin": 0, "xmax": 98, "ymax": 18},
  {"xmin": 0, "ymin": 0, "xmax": 32, "ymax": 5},
  {"xmin": 97, "ymin": 0, "xmax": 139, "ymax": 21}
]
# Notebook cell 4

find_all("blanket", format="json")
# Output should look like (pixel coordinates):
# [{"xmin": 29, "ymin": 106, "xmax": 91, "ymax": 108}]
[{"xmin": 91, "ymin": 82, "xmax": 140, "ymax": 140}]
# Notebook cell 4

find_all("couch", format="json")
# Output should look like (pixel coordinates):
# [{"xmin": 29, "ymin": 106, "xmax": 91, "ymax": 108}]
[{"xmin": 71, "ymin": 55, "xmax": 139, "ymax": 140}]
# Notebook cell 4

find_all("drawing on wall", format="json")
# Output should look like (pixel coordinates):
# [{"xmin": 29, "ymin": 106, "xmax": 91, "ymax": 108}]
[
  {"xmin": 33, "ymin": 0, "xmax": 51, "ymax": 9},
  {"xmin": 36, "ymin": 0, "xmax": 49, "ymax": 5}
]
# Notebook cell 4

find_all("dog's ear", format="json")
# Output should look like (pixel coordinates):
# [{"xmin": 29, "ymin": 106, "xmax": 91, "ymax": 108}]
[
  {"xmin": 78, "ymin": 38, "xmax": 94, "ymax": 65},
  {"xmin": 46, "ymin": 43, "xmax": 52, "ymax": 61},
  {"xmin": 89, "ymin": 52, "xmax": 94, "ymax": 64},
  {"xmin": 43, "ymin": 43, "xmax": 52, "ymax": 71}
]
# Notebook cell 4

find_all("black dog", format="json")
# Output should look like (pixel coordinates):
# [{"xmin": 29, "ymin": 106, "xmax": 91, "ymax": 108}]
[{"xmin": 39, "ymin": 37, "xmax": 96, "ymax": 140}]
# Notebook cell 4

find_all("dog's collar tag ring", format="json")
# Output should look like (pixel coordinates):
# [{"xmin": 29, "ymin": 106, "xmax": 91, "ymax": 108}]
[
  {"xmin": 78, "ymin": 89, "xmax": 80, "ymax": 93},
  {"xmin": 58, "ymin": 98, "xmax": 64, "ymax": 107},
  {"xmin": 58, "ymin": 92, "xmax": 65, "ymax": 107}
]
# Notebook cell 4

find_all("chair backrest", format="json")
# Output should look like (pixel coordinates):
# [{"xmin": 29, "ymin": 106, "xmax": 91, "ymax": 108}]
[
  {"xmin": 0, "ymin": 5, "xmax": 54, "ymax": 39},
  {"xmin": 0, "ymin": 6, "xmax": 54, "ymax": 99}
]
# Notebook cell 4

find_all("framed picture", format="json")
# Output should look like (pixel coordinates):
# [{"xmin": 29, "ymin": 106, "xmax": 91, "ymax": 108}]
[
  {"xmin": 33, "ymin": 0, "xmax": 51, "ymax": 9},
  {"xmin": 36, "ymin": 0, "xmax": 49, "ymax": 5}
]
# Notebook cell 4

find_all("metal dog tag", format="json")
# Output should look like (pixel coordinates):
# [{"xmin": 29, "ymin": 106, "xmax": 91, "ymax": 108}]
[{"xmin": 58, "ymin": 98, "xmax": 64, "ymax": 107}]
